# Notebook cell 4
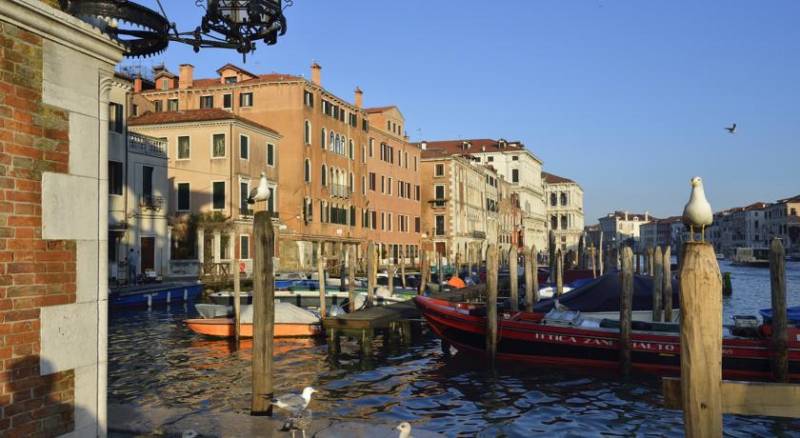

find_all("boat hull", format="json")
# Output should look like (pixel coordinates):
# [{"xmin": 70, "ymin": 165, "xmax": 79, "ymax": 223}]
[
  {"xmin": 110, "ymin": 283, "xmax": 203, "ymax": 308},
  {"xmin": 185, "ymin": 318, "xmax": 322, "ymax": 338},
  {"xmin": 416, "ymin": 296, "xmax": 800, "ymax": 381}
]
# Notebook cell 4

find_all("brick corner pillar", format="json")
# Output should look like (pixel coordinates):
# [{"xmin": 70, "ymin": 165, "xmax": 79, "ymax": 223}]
[{"xmin": 0, "ymin": 0, "xmax": 124, "ymax": 436}]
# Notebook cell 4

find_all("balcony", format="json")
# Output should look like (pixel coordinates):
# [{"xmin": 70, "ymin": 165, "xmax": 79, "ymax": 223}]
[
  {"xmin": 429, "ymin": 199, "xmax": 448, "ymax": 209},
  {"xmin": 330, "ymin": 184, "xmax": 351, "ymax": 199},
  {"xmin": 139, "ymin": 195, "xmax": 164, "ymax": 211},
  {"xmin": 128, "ymin": 132, "xmax": 167, "ymax": 158},
  {"xmin": 471, "ymin": 231, "xmax": 486, "ymax": 239}
]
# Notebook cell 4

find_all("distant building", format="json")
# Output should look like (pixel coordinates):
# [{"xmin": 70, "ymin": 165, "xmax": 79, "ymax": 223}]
[
  {"xmin": 542, "ymin": 172, "xmax": 584, "ymax": 252},
  {"xmin": 128, "ymin": 108, "xmax": 281, "ymax": 278},
  {"xmin": 765, "ymin": 194, "xmax": 800, "ymax": 254},
  {"xmin": 639, "ymin": 216, "xmax": 681, "ymax": 251},
  {"xmin": 712, "ymin": 202, "xmax": 770, "ymax": 258},
  {"xmin": 108, "ymin": 74, "xmax": 170, "ymax": 283},
  {"xmin": 598, "ymin": 211, "xmax": 653, "ymax": 252}
]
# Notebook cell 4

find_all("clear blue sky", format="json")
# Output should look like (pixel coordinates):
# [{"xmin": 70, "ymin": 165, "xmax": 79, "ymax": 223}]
[{"xmin": 129, "ymin": 0, "xmax": 800, "ymax": 224}]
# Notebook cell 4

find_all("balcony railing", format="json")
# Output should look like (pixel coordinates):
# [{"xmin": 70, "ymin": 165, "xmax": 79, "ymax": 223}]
[
  {"xmin": 471, "ymin": 231, "xmax": 486, "ymax": 239},
  {"xmin": 128, "ymin": 132, "xmax": 167, "ymax": 158},
  {"xmin": 429, "ymin": 199, "xmax": 447, "ymax": 208},
  {"xmin": 330, "ymin": 184, "xmax": 351, "ymax": 199},
  {"xmin": 140, "ymin": 195, "xmax": 164, "ymax": 211}
]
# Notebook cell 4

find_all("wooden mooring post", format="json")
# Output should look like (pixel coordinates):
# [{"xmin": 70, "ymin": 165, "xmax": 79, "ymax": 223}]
[
  {"xmin": 598, "ymin": 231, "xmax": 604, "ymax": 276},
  {"xmin": 367, "ymin": 241, "xmax": 375, "ymax": 307},
  {"xmin": 348, "ymin": 246, "xmax": 356, "ymax": 312},
  {"xmin": 548, "ymin": 230, "xmax": 556, "ymax": 281},
  {"xmin": 635, "ymin": 250, "xmax": 641, "ymax": 274},
  {"xmin": 619, "ymin": 246, "xmax": 633, "ymax": 376},
  {"xmin": 400, "ymin": 246, "xmax": 406, "ymax": 288},
  {"xmin": 590, "ymin": 245, "xmax": 596, "ymax": 278},
  {"xmin": 231, "ymin": 256, "xmax": 241, "ymax": 346},
  {"xmin": 486, "ymin": 244, "xmax": 498, "ymax": 361},
  {"xmin": 437, "ymin": 251, "xmax": 443, "ymax": 290},
  {"xmin": 652, "ymin": 245, "xmax": 663, "ymax": 322},
  {"xmin": 388, "ymin": 264, "xmax": 396, "ymax": 295},
  {"xmin": 317, "ymin": 255, "xmax": 327, "ymax": 317},
  {"xmin": 770, "ymin": 237, "xmax": 788, "ymax": 382},
  {"xmin": 678, "ymin": 242, "xmax": 722, "ymax": 436},
  {"xmin": 524, "ymin": 245, "xmax": 536, "ymax": 312},
  {"xmin": 663, "ymin": 246, "xmax": 673, "ymax": 322},
  {"xmin": 555, "ymin": 249, "xmax": 564, "ymax": 299},
  {"xmin": 509, "ymin": 246, "xmax": 518, "ymax": 311},
  {"xmin": 647, "ymin": 246, "xmax": 654, "ymax": 276},
  {"xmin": 419, "ymin": 250, "xmax": 428, "ymax": 295},
  {"xmin": 251, "ymin": 212, "xmax": 274, "ymax": 416}
]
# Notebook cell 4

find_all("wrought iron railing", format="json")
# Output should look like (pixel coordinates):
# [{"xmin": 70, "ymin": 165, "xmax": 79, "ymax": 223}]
[{"xmin": 140, "ymin": 195, "xmax": 164, "ymax": 211}]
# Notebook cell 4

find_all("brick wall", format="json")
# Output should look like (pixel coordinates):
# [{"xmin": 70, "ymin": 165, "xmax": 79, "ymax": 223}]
[{"xmin": 0, "ymin": 19, "xmax": 78, "ymax": 438}]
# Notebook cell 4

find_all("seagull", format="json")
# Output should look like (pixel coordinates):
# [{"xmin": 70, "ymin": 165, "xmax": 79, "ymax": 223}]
[
  {"xmin": 282, "ymin": 409, "xmax": 312, "ymax": 438},
  {"xmin": 396, "ymin": 422, "xmax": 412, "ymax": 438},
  {"xmin": 682, "ymin": 176, "xmax": 713, "ymax": 242},
  {"xmin": 272, "ymin": 386, "xmax": 317, "ymax": 414},
  {"xmin": 247, "ymin": 172, "xmax": 270, "ymax": 204},
  {"xmin": 725, "ymin": 123, "xmax": 736, "ymax": 134}
]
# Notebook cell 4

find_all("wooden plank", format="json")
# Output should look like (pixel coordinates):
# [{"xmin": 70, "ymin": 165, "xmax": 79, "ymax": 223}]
[
  {"xmin": 679, "ymin": 242, "xmax": 722, "ymax": 437},
  {"xmin": 770, "ymin": 237, "xmax": 788, "ymax": 381},
  {"xmin": 663, "ymin": 378, "xmax": 800, "ymax": 418},
  {"xmin": 251, "ymin": 212, "xmax": 274, "ymax": 416}
]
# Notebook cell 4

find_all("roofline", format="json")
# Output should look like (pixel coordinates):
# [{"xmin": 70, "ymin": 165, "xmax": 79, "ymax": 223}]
[{"xmin": 128, "ymin": 116, "xmax": 282, "ymax": 138}]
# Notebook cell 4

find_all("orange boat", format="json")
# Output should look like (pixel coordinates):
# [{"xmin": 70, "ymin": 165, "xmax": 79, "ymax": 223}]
[{"xmin": 185, "ymin": 318, "xmax": 322, "ymax": 338}]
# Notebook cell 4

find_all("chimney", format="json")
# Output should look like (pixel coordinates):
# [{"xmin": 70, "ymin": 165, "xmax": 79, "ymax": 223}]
[
  {"xmin": 421, "ymin": 141, "xmax": 427, "ymax": 150},
  {"xmin": 354, "ymin": 87, "xmax": 363, "ymax": 108},
  {"xmin": 133, "ymin": 75, "xmax": 142, "ymax": 93},
  {"xmin": 624, "ymin": 211, "xmax": 628, "ymax": 221},
  {"xmin": 311, "ymin": 62, "xmax": 321, "ymax": 86},
  {"xmin": 179, "ymin": 64, "xmax": 194, "ymax": 89}
]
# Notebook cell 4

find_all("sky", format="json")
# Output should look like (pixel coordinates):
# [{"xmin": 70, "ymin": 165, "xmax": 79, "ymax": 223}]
[{"xmin": 127, "ymin": 0, "xmax": 800, "ymax": 224}]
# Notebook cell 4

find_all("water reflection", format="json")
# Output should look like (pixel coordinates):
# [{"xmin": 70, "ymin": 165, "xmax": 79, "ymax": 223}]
[{"xmin": 109, "ymin": 262, "xmax": 800, "ymax": 436}]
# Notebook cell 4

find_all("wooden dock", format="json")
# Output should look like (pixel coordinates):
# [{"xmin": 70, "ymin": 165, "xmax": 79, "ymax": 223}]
[{"xmin": 322, "ymin": 285, "xmax": 484, "ymax": 332}]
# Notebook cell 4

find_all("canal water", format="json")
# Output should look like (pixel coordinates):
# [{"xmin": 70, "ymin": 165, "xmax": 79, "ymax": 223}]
[{"xmin": 109, "ymin": 261, "xmax": 800, "ymax": 437}]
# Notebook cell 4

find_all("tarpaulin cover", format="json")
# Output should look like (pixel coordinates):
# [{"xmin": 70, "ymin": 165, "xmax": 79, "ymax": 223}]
[{"xmin": 533, "ymin": 273, "xmax": 680, "ymax": 313}]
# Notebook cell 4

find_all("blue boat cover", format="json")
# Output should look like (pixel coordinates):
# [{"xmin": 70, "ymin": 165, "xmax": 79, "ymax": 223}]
[{"xmin": 533, "ymin": 273, "xmax": 680, "ymax": 313}]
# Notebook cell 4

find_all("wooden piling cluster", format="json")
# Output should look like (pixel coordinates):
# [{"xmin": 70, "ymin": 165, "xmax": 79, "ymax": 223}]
[
  {"xmin": 367, "ymin": 241, "xmax": 376, "ymax": 307},
  {"xmin": 663, "ymin": 246, "xmax": 673, "ymax": 322},
  {"xmin": 348, "ymin": 247, "xmax": 356, "ymax": 312},
  {"xmin": 251, "ymin": 212, "xmax": 275, "ymax": 416},
  {"xmin": 652, "ymin": 246, "xmax": 663, "ymax": 321},
  {"xmin": 318, "ymin": 256, "xmax": 327, "ymax": 317},
  {"xmin": 525, "ymin": 245, "xmax": 537, "ymax": 311}
]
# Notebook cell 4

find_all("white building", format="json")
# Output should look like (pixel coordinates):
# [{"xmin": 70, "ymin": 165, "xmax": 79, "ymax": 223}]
[
  {"xmin": 598, "ymin": 211, "xmax": 653, "ymax": 251},
  {"xmin": 543, "ymin": 172, "xmax": 584, "ymax": 252},
  {"xmin": 108, "ymin": 74, "xmax": 170, "ymax": 283}
]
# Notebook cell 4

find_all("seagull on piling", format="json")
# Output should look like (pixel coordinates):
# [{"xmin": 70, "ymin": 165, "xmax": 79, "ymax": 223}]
[
  {"xmin": 272, "ymin": 386, "xmax": 317, "ymax": 414},
  {"xmin": 725, "ymin": 123, "xmax": 737, "ymax": 134},
  {"xmin": 247, "ymin": 172, "xmax": 270, "ymax": 204},
  {"xmin": 682, "ymin": 176, "xmax": 713, "ymax": 242},
  {"xmin": 396, "ymin": 422, "xmax": 413, "ymax": 438}
]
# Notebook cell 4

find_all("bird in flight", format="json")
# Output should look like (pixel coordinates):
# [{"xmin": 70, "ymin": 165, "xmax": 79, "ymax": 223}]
[{"xmin": 725, "ymin": 123, "xmax": 737, "ymax": 134}]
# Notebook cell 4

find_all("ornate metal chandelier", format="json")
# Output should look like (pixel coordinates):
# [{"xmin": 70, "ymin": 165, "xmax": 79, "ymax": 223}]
[{"xmin": 59, "ymin": 0, "xmax": 290, "ymax": 59}]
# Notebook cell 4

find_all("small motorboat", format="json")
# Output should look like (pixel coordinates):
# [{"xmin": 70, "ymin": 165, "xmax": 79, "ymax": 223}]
[{"xmin": 186, "ymin": 302, "xmax": 322, "ymax": 338}]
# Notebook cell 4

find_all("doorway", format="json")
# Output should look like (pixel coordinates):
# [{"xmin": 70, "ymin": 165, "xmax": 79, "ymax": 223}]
[{"xmin": 140, "ymin": 237, "xmax": 155, "ymax": 272}]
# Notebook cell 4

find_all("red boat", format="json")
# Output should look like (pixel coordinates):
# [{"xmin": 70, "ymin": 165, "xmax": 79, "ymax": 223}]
[{"xmin": 415, "ymin": 295, "xmax": 800, "ymax": 381}]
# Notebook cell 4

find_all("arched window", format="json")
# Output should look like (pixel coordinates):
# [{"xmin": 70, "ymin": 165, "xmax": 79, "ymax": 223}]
[
  {"xmin": 320, "ymin": 128, "xmax": 326, "ymax": 149},
  {"xmin": 304, "ymin": 159, "xmax": 311, "ymax": 183},
  {"xmin": 551, "ymin": 215, "xmax": 558, "ymax": 230},
  {"xmin": 561, "ymin": 215, "xmax": 568, "ymax": 229},
  {"xmin": 550, "ymin": 193, "xmax": 557, "ymax": 207},
  {"xmin": 321, "ymin": 164, "xmax": 327, "ymax": 186},
  {"xmin": 560, "ymin": 192, "xmax": 568, "ymax": 206},
  {"xmin": 304, "ymin": 120, "xmax": 311, "ymax": 145},
  {"xmin": 349, "ymin": 140, "xmax": 354, "ymax": 160},
  {"xmin": 330, "ymin": 131, "xmax": 335, "ymax": 151}
]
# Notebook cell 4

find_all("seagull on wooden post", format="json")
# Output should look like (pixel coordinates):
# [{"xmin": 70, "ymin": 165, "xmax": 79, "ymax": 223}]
[
  {"xmin": 725, "ymin": 123, "xmax": 737, "ymax": 134},
  {"xmin": 247, "ymin": 172, "xmax": 270, "ymax": 205},
  {"xmin": 682, "ymin": 176, "xmax": 713, "ymax": 242}
]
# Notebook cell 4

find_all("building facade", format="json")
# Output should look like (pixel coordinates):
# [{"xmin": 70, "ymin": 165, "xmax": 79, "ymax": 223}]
[
  {"xmin": 765, "ymin": 195, "xmax": 800, "ymax": 255},
  {"xmin": 128, "ymin": 108, "xmax": 281, "ymax": 277},
  {"xmin": 639, "ymin": 217, "xmax": 680, "ymax": 250},
  {"xmin": 108, "ymin": 74, "xmax": 170, "ymax": 284},
  {"xmin": 542, "ymin": 172, "xmax": 584, "ymax": 252},
  {"xmin": 131, "ymin": 63, "xmax": 375, "ymax": 270},
  {"xmin": 363, "ymin": 106, "xmax": 421, "ymax": 265},
  {"xmin": 598, "ymin": 211, "xmax": 653, "ymax": 252}
]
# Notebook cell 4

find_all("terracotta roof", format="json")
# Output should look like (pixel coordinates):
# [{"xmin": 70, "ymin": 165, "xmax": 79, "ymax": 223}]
[
  {"xmin": 128, "ymin": 109, "xmax": 280, "ymax": 135},
  {"xmin": 777, "ymin": 194, "xmax": 800, "ymax": 204},
  {"xmin": 216, "ymin": 63, "xmax": 258, "ymax": 78},
  {"xmin": 142, "ymin": 73, "xmax": 302, "ymax": 93},
  {"xmin": 542, "ymin": 172, "xmax": 575, "ymax": 184},
  {"xmin": 743, "ymin": 202, "xmax": 769, "ymax": 211}
]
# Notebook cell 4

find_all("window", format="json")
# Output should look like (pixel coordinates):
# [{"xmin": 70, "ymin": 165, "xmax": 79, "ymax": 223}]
[
  {"xmin": 435, "ymin": 185, "xmax": 445, "ymax": 200},
  {"xmin": 304, "ymin": 120, "xmax": 311, "ymax": 145},
  {"xmin": 177, "ymin": 182, "xmax": 190, "ymax": 211},
  {"xmin": 361, "ymin": 145, "xmax": 366, "ymax": 163},
  {"xmin": 223, "ymin": 94, "xmax": 233, "ymax": 109},
  {"xmin": 304, "ymin": 159, "xmax": 311, "ymax": 183},
  {"xmin": 212, "ymin": 134, "xmax": 225, "ymax": 157},
  {"xmin": 177, "ymin": 136, "xmax": 190, "ymax": 159},
  {"xmin": 220, "ymin": 235, "xmax": 229, "ymax": 260},
  {"xmin": 267, "ymin": 143, "xmax": 275, "ymax": 166},
  {"xmin": 167, "ymin": 99, "xmax": 178, "ymax": 111},
  {"xmin": 109, "ymin": 161, "xmax": 123, "ymax": 195},
  {"xmin": 349, "ymin": 113, "xmax": 357, "ymax": 127},
  {"xmin": 381, "ymin": 176, "xmax": 385, "ymax": 193},
  {"xmin": 109, "ymin": 103, "xmax": 123, "ymax": 133},
  {"xmin": 435, "ymin": 164, "xmax": 444, "ymax": 177},
  {"xmin": 362, "ymin": 119, "xmax": 369, "ymax": 132},
  {"xmin": 240, "ymin": 92, "xmax": 253, "ymax": 107},
  {"xmin": 142, "ymin": 166, "xmax": 153, "ymax": 198},
  {"xmin": 132, "ymin": 104, "xmax": 138, "ymax": 116},
  {"xmin": 512, "ymin": 169, "xmax": 519, "ymax": 183},
  {"xmin": 415, "ymin": 185, "xmax": 420, "ymax": 201},
  {"xmin": 414, "ymin": 157, "xmax": 417, "ymax": 171},
  {"xmin": 560, "ymin": 192, "xmax": 568, "ymax": 206},
  {"xmin": 200, "ymin": 95, "xmax": 213, "ymax": 108},
  {"xmin": 303, "ymin": 197, "xmax": 313, "ymax": 222},
  {"xmin": 561, "ymin": 215, "xmax": 568, "ymax": 230},
  {"xmin": 349, "ymin": 172, "xmax": 354, "ymax": 192},
  {"xmin": 435, "ymin": 215, "xmax": 445, "ymax": 235},
  {"xmin": 387, "ymin": 177, "xmax": 393, "ymax": 195},
  {"xmin": 349, "ymin": 140, "xmax": 354, "ymax": 159},
  {"xmin": 388, "ymin": 213, "xmax": 393, "ymax": 231},
  {"xmin": 303, "ymin": 90, "xmax": 314, "ymax": 107},
  {"xmin": 212, "ymin": 181, "xmax": 225, "ymax": 209},
  {"xmin": 550, "ymin": 193, "xmax": 557, "ymax": 207},
  {"xmin": 487, "ymin": 156, "xmax": 494, "ymax": 162},
  {"xmin": 415, "ymin": 217, "xmax": 420, "ymax": 233},
  {"xmin": 240, "ymin": 135, "xmax": 249, "ymax": 159},
  {"xmin": 512, "ymin": 155, "xmax": 519, "ymax": 161},
  {"xmin": 240, "ymin": 235, "xmax": 250, "ymax": 259},
  {"xmin": 387, "ymin": 121, "xmax": 391, "ymax": 131},
  {"xmin": 154, "ymin": 100, "xmax": 163, "ymax": 112},
  {"xmin": 321, "ymin": 128, "xmax": 326, "ymax": 149},
  {"xmin": 224, "ymin": 76, "xmax": 237, "ymax": 84},
  {"xmin": 551, "ymin": 215, "xmax": 558, "ymax": 230},
  {"xmin": 369, "ymin": 172, "xmax": 376, "ymax": 191},
  {"xmin": 161, "ymin": 78, "xmax": 170, "ymax": 90},
  {"xmin": 268, "ymin": 187, "xmax": 275, "ymax": 213},
  {"xmin": 321, "ymin": 164, "xmax": 327, "ymax": 186},
  {"xmin": 381, "ymin": 212, "xmax": 385, "ymax": 230},
  {"xmin": 371, "ymin": 210, "xmax": 377, "ymax": 230},
  {"xmin": 369, "ymin": 138, "xmax": 374, "ymax": 157},
  {"xmin": 240, "ymin": 180, "xmax": 250, "ymax": 211},
  {"xmin": 361, "ymin": 176, "xmax": 366, "ymax": 195}
]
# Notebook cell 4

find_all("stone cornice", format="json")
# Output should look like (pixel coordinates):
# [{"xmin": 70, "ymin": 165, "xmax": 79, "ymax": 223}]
[
  {"xmin": 0, "ymin": 0, "xmax": 124, "ymax": 65},
  {"xmin": 130, "ymin": 118, "xmax": 281, "ymax": 139}
]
